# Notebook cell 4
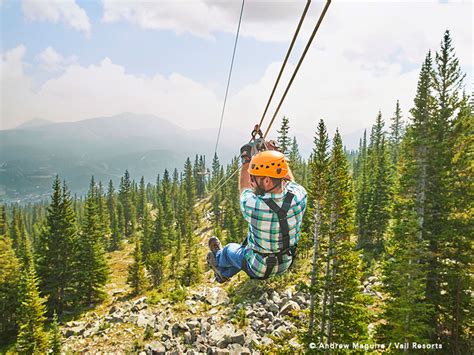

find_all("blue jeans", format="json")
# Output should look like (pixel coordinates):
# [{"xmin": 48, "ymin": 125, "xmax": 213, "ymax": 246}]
[{"xmin": 216, "ymin": 243, "xmax": 256, "ymax": 279}]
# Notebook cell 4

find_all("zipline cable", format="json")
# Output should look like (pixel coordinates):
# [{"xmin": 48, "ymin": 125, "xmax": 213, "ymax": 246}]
[
  {"xmin": 262, "ymin": 0, "xmax": 332, "ymax": 139},
  {"xmin": 257, "ymin": 0, "xmax": 311, "ymax": 129},
  {"xmin": 210, "ymin": 0, "xmax": 332, "ymax": 195},
  {"xmin": 214, "ymin": 0, "xmax": 245, "ymax": 156},
  {"xmin": 210, "ymin": 162, "xmax": 242, "ymax": 196}
]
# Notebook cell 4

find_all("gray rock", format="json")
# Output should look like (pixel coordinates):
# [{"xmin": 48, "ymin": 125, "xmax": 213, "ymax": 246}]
[
  {"xmin": 187, "ymin": 320, "xmax": 201, "ymax": 330},
  {"xmin": 137, "ymin": 314, "xmax": 146, "ymax": 327},
  {"xmin": 251, "ymin": 320, "xmax": 262, "ymax": 332},
  {"xmin": 245, "ymin": 309, "xmax": 255, "ymax": 318},
  {"xmin": 245, "ymin": 332, "xmax": 260, "ymax": 349},
  {"xmin": 105, "ymin": 312, "xmax": 123, "ymax": 323},
  {"xmin": 270, "ymin": 291, "xmax": 281, "ymax": 305},
  {"xmin": 132, "ymin": 296, "xmax": 148, "ymax": 311},
  {"xmin": 145, "ymin": 340, "xmax": 166, "ymax": 355},
  {"xmin": 111, "ymin": 289, "xmax": 127, "ymax": 296},
  {"xmin": 65, "ymin": 325, "xmax": 85, "ymax": 337},
  {"xmin": 266, "ymin": 301, "xmax": 279, "ymax": 315},
  {"xmin": 265, "ymin": 312, "xmax": 274, "ymax": 321},
  {"xmin": 228, "ymin": 330, "xmax": 245, "ymax": 345},
  {"xmin": 288, "ymin": 337, "xmax": 301, "ymax": 349},
  {"xmin": 228, "ymin": 343, "xmax": 251, "ymax": 354},
  {"xmin": 260, "ymin": 336, "xmax": 273, "ymax": 346},
  {"xmin": 129, "ymin": 314, "xmax": 138, "ymax": 324},
  {"xmin": 108, "ymin": 305, "xmax": 119, "ymax": 314},
  {"xmin": 184, "ymin": 331, "xmax": 193, "ymax": 345},
  {"xmin": 172, "ymin": 322, "xmax": 189, "ymax": 336},
  {"xmin": 204, "ymin": 287, "xmax": 230, "ymax": 306},
  {"xmin": 208, "ymin": 324, "xmax": 244, "ymax": 348},
  {"xmin": 272, "ymin": 325, "xmax": 287, "ymax": 338},
  {"xmin": 294, "ymin": 295, "xmax": 306, "ymax": 306},
  {"xmin": 279, "ymin": 300, "xmax": 300, "ymax": 316}
]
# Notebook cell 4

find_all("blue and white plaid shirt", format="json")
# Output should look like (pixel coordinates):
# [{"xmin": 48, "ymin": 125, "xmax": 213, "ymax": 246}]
[{"xmin": 240, "ymin": 181, "xmax": 307, "ymax": 278}]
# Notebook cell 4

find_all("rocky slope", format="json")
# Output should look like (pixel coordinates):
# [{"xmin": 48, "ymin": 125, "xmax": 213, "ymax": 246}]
[{"xmin": 61, "ymin": 281, "xmax": 309, "ymax": 354}]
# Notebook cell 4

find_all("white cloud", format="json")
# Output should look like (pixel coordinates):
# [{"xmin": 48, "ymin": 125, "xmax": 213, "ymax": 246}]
[
  {"xmin": 1, "ymin": 46, "xmax": 222, "ymax": 130},
  {"xmin": 2, "ymin": 0, "xmax": 472, "ymax": 148},
  {"xmin": 101, "ymin": 1, "xmax": 472, "ymax": 66},
  {"xmin": 36, "ymin": 46, "xmax": 78, "ymax": 71},
  {"xmin": 1, "ymin": 43, "xmax": 419, "ymax": 141},
  {"xmin": 22, "ymin": 0, "xmax": 91, "ymax": 35}
]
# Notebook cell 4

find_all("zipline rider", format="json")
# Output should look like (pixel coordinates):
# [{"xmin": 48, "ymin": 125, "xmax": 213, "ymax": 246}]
[{"xmin": 207, "ymin": 145, "xmax": 307, "ymax": 282}]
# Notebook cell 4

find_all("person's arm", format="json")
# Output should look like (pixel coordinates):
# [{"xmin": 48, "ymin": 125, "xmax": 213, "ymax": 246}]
[{"xmin": 240, "ymin": 162, "xmax": 252, "ymax": 193}]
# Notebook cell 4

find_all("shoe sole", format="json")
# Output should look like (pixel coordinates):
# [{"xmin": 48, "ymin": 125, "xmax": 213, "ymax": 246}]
[{"xmin": 207, "ymin": 252, "xmax": 228, "ymax": 283}]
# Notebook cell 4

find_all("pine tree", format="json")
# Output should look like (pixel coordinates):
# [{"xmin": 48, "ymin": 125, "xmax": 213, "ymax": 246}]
[
  {"xmin": 37, "ymin": 177, "xmax": 78, "ymax": 314},
  {"xmin": 137, "ymin": 176, "xmax": 147, "ymax": 223},
  {"xmin": 146, "ymin": 196, "xmax": 167, "ymax": 284},
  {"xmin": 367, "ymin": 114, "xmax": 393, "ymax": 258},
  {"xmin": 160, "ymin": 169, "xmax": 174, "ymax": 228},
  {"xmin": 0, "ymin": 214, "xmax": 21, "ymax": 341},
  {"xmin": 137, "ymin": 176, "xmax": 153, "ymax": 258},
  {"xmin": 277, "ymin": 116, "xmax": 292, "ymax": 156},
  {"xmin": 320, "ymin": 130, "xmax": 370, "ymax": 344},
  {"xmin": 378, "ymin": 52, "xmax": 436, "ymax": 344},
  {"xmin": 127, "ymin": 236, "xmax": 148, "ymax": 295},
  {"xmin": 307, "ymin": 119, "xmax": 330, "ymax": 339},
  {"xmin": 430, "ymin": 31, "xmax": 470, "ymax": 350},
  {"xmin": 96, "ymin": 181, "xmax": 111, "ymax": 248},
  {"xmin": 389, "ymin": 100, "xmax": 404, "ymax": 165},
  {"xmin": 107, "ymin": 180, "xmax": 122, "ymax": 251},
  {"xmin": 49, "ymin": 311, "xmax": 62, "ymax": 355},
  {"xmin": 16, "ymin": 262, "xmax": 48, "ymax": 353},
  {"xmin": 119, "ymin": 171, "xmax": 136, "ymax": 238},
  {"xmin": 76, "ymin": 177, "xmax": 109, "ymax": 304},
  {"xmin": 147, "ymin": 252, "xmax": 164, "ymax": 288},
  {"xmin": 355, "ymin": 130, "xmax": 370, "ymax": 250},
  {"xmin": 444, "ymin": 95, "xmax": 473, "ymax": 352},
  {"xmin": 289, "ymin": 136, "xmax": 304, "ymax": 183},
  {"xmin": 377, "ymin": 133, "xmax": 434, "ymax": 344},
  {"xmin": 10, "ymin": 207, "xmax": 30, "ymax": 266},
  {"xmin": 211, "ymin": 154, "xmax": 223, "ymax": 225}
]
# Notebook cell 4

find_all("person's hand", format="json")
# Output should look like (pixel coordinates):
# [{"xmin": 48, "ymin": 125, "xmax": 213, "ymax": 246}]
[{"xmin": 240, "ymin": 143, "xmax": 252, "ymax": 164}]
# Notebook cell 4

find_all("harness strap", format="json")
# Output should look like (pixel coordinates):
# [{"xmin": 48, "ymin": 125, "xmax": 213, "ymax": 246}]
[
  {"xmin": 263, "ymin": 192, "xmax": 294, "ymax": 251},
  {"xmin": 242, "ymin": 192, "xmax": 295, "ymax": 280}
]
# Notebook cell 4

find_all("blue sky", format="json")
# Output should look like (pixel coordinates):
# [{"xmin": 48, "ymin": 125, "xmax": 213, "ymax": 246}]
[
  {"xmin": 1, "ymin": 0, "xmax": 296, "ymax": 94},
  {"xmin": 1, "ymin": 0, "xmax": 472, "ymax": 150}
]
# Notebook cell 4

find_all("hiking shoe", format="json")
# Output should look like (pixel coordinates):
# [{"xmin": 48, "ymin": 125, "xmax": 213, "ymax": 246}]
[
  {"xmin": 207, "ymin": 251, "xmax": 228, "ymax": 284},
  {"xmin": 208, "ymin": 236, "xmax": 222, "ymax": 256}
]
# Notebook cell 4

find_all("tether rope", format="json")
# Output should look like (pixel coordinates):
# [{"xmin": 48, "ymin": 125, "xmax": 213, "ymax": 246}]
[
  {"xmin": 262, "ymin": 0, "xmax": 332, "ymax": 139},
  {"xmin": 257, "ymin": 0, "xmax": 311, "ymax": 129},
  {"xmin": 214, "ymin": 0, "xmax": 245, "ymax": 156}
]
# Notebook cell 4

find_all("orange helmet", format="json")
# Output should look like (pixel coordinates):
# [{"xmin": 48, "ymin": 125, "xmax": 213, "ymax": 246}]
[{"xmin": 248, "ymin": 150, "xmax": 289, "ymax": 179}]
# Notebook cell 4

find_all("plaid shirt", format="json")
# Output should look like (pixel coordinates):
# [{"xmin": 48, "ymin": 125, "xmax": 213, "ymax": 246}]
[{"xmin": 240, "ymin": 181, "xmax": 307, "ymax": 278}]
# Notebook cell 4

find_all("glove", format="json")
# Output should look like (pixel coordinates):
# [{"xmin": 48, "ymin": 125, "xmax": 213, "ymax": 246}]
[{"xmin": 240, "ymin": 143, "xmax": 252, "ymax": 164}]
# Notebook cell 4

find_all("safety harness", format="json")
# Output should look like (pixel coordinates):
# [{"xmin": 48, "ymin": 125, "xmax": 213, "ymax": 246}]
[{"xmin": 242, "ymin": 192, "xmax": 297, "ymax": 280}]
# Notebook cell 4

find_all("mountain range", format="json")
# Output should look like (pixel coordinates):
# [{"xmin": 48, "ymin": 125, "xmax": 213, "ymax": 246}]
[{"xmin": 0, "ymin": 113, "xmax": 363, "ymax": 203}]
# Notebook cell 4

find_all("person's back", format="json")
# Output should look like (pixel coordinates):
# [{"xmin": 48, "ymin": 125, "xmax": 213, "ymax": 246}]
[
  {"xmin": 206, "ymin": 148, "xmax": 307, "ymax": 283},
  {"xmin": 240, "ymin": 180, "xmax": 307, "ymax": 278}
]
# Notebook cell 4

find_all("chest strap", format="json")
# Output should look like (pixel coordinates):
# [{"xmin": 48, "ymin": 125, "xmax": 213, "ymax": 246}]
[{"xmin": 242, "ymin": 192, "xmax": 295, "ymax": 280}]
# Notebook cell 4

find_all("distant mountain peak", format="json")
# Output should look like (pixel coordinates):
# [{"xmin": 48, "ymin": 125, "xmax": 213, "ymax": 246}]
[{"xmin": 15, "ymin": 118, "xmax": 53, "ymax": 130}]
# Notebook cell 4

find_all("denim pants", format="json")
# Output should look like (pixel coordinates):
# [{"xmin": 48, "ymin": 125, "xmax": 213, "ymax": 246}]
[{"xmin": 216, "ymin": 243, "xmax": 256, "ymax": 279}]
